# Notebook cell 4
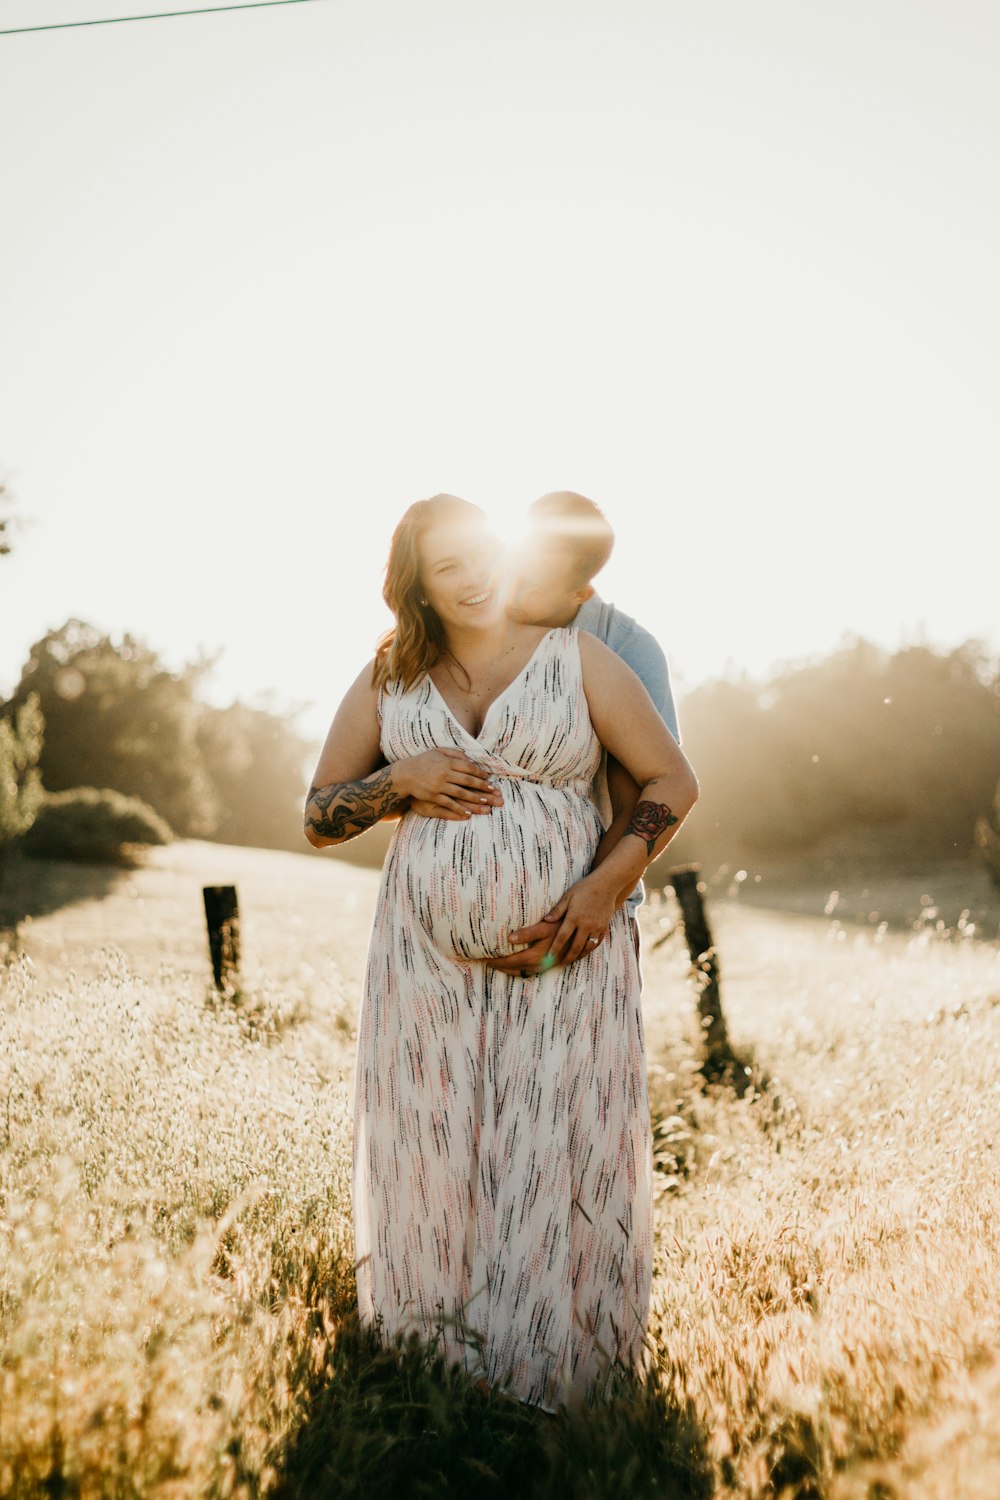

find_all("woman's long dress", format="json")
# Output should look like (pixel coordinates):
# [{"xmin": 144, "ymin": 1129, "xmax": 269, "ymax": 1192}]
[{"xmin": 352, "ymin": 627, "xmax": 653, "ymax": 1409}]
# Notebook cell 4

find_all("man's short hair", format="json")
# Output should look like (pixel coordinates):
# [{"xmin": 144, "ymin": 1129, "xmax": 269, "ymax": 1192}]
[{"xmin": 528, "ymin": 491, "xmax": 615, "ymax": 588}]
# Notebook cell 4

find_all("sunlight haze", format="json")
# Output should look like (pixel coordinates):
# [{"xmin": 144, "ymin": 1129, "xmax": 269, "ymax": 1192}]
[{"xmin": 1, "ymin": 0, "xmax": 997, "ymax": 742}]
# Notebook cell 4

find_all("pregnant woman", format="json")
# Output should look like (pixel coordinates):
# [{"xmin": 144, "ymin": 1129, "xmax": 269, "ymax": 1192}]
[{"xmin": 304, "ymin": 494, "xmax": 698, "ymax": 1410}]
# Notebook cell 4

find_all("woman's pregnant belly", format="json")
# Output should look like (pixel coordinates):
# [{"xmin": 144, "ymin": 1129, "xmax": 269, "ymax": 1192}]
[{"xmin": 391, "ymin": 779, "xmax": 600, "ymax": 961}]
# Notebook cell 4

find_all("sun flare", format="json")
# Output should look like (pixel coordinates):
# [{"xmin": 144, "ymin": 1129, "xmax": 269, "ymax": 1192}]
[{"xmin": 479, "ymin": 503, "xmax": 530, "ymax": 560}]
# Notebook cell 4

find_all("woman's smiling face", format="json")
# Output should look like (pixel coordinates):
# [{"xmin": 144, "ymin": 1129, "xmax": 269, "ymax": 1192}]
[{"xmin": 417, "ymin": 516, "xmax": 504, "ymax": 632}]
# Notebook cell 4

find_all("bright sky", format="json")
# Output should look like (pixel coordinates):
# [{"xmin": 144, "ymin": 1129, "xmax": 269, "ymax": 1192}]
[{"xmin": 1, "ymin": 0, "xmax": 997, "ymax": 743}]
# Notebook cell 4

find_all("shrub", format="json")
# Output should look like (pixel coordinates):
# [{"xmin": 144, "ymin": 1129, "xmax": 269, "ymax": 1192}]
[
  {"xmin": 21, "ymin": 787, "xmax": 173, "ymax": 865},
  {"xmin": 0, "ymin": 691, "xmax": 44, "ymax": 847},
  {"xmin": 10, "ymin": 620, "xmax": 218, "ymax": 838}
]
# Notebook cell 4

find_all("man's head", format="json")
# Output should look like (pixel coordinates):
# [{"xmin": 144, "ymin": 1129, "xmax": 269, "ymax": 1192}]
[{"xmin": 505, "ymin": 491, "xmax": 615, "ymax": 627}]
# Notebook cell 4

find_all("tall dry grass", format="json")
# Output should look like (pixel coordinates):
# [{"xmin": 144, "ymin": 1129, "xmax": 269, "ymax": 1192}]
[
  {"xmin": 641, "ymin": 898, "xmax": 1000, "ymax": 1495},
  {"xmin": 0, "ymin": 948, "xmax": 358, "ymax": 1496},
  {"xmin": 1, "ymin": 862, "xmax": 999, "ymax": 1497}
]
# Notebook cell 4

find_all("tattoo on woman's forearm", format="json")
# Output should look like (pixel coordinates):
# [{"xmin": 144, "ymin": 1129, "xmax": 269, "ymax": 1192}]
[
  {"xmin": 626, "ymin": 800, "xmax": 679, "ymax": 855},
  {"xmin": 305, "ymin": 767, "xmax": 403, "ymax": 842}
]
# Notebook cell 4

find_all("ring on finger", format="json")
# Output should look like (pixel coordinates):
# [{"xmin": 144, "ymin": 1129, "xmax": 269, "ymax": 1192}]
[{"xmin": 586, "ymin": 935, "xmax": 600, "ymax": 946}]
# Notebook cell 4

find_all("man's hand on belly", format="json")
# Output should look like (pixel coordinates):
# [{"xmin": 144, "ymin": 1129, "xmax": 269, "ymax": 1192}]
[
  {"xmin": 486, "ymin": 920, "xmax": 560, "ymax": 976},
  {"xmin": 487, "ymin": 872, "xmax": 615, "ymax": 976}
]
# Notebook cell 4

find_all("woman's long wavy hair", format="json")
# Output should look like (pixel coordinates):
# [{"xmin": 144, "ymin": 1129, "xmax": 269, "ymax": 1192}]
[{"xmin": 372, "ymin": 494, "xmax": 487, "ymax": 691}]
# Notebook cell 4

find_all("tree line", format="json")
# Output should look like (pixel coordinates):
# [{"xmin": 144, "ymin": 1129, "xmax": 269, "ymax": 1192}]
[
  {"xmin": 1, "ymin": 620, "xmax": 316, "ymax": 863},
  {"xmin": 660, "ymin": 635, "xmax": 1000, "ymax": 880},
  {"xmin": 2, "ymin": 604, "xmax": 998, "ymax": 883}
]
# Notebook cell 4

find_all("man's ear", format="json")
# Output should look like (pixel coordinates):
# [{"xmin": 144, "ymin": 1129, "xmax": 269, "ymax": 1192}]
[{"xmin": 574, "ymin": 584, "xmax": 595, "ymax": 607}]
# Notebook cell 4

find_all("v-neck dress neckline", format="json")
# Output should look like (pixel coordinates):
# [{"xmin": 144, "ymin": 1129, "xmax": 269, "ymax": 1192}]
[{"xmin": 425, "ymin": 627, "xmax": 559, "ymax": 743}]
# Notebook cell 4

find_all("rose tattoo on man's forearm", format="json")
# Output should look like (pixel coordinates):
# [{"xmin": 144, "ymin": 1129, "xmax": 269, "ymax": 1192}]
[
  {"xmin": 305, "ymin": 767, "xmax": 403, "ymax": 843},
  {"xmin": 625, "ymin": 799, "xmax": 679, "ymax": 855}
]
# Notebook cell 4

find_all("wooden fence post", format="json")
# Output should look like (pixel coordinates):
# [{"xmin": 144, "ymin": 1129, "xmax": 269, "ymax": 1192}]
[
  {"xmin": 203, "ymin": 885, "xmax": 240, "ymax": 991},
  {"xmin": 667, "ymin": 864, "xmax": 730, "ymax": 1063}
]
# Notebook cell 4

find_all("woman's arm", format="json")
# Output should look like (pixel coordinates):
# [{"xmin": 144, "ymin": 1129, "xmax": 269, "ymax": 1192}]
[
  {"xmin": 579, "ymin": 630, "xmax": 697, "ymax": 867},
  {"xmin": 303, "ymin": 664, "xmax": 398, "ymax": 847},
  {"xmin": 304, "ymin": 665, "xmax": 505, "ymax": 846},
  {"xmin": 530, "ymin": 633, "xmax": 698, "ymax": 964}
]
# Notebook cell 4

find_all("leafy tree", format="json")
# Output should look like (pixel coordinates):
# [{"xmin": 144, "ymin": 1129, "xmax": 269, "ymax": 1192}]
[
  {"xmin": 196, "ymin": 698, "xmax": 316, "ymax": 854},
  {"xmin": 9, "ymin": 621, "xmax": 218, "ymax": 838},
  {"xmin": 6, "ymin": 620, "xmax": 318, "ymax": 856},
  {"xmin": 669, "ymin": 637, "xmax": 1000, "ymax": 871},
  {"xmin": 0, "ymin": 693, "xmax": 44, "ymax": 885}
]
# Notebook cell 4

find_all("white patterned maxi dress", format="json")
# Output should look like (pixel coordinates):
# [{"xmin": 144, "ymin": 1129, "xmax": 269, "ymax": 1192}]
[{"xmin": 352, "ymin": 626, "xmax": 653, "ymax": 1409}]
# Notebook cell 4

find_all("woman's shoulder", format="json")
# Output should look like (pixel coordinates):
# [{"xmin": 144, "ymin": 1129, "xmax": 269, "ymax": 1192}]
[
  {"xmin": 332, "ymin": 658, "xmax": 383, "ymax": 721},
  {"xmin": 572, "ymin": 627, "xmax": 639, "ymax": 694},
  {"xmin": 376, "ymin": 664, "xmax": 437, "ymax": 711},
  {"xmin": 531, "ymin": 622, "xmax": 602, "ymax": 661},
  {"xmin": 541, "ymin": 625, "xmax": 614, "ymax": 689},
  {"xmin": 536, "ymin": 622, "xmax": 584, "ymax": 652},
  {"xmin": 345, "ymin": 657, "xmax": 381, "ymax": 698},
  {"xmin": 571, "ymin": 625, "xmax": 615, "ymax": 665}
]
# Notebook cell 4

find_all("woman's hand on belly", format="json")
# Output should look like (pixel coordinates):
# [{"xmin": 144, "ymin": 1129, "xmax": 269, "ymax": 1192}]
[{"xmin": 395, "ymin": 748, "xmax": 503, "ymax": 820}]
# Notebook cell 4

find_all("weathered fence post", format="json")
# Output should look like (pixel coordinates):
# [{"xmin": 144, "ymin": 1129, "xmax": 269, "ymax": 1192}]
[
  {"xmin": 667, "ymin": 864, "xmax": 730, "ymax": 1064},
  {"xmin": 203, "ymin": 885, "xmax": 240, "ymax": 991}
]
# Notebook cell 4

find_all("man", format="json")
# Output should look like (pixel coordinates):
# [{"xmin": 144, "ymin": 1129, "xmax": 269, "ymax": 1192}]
[
  {"xmin": 489, "ymin": 491, "xmax": 679, "ymax": 974},
  {"xmin": 402, "ymin": 490, "xmax": 680, "ymax": 974},
  {"xmin": 506, "ymin": 491, "xmax": 679, "ymax": 743}
]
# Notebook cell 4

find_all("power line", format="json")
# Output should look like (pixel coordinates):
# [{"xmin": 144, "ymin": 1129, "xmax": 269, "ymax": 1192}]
[{"xmin": 0, "ymin": 0, "xmax": 324, "ymax": 36}]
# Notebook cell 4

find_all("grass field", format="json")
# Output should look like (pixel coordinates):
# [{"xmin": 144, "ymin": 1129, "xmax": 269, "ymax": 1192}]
[{"xmin": 1, "ymin": 841, "xmax": 999, "ymax": 1498}]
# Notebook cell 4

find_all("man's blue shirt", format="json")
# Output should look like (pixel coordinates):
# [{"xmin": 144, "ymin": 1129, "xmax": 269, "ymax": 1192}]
[
  {"xmin": 573, "ymin": 593, "xmax": 680, "ymax": 915},
  {"xmin": 574, "ymin": 594, "xmax": 680, "ymax": 743}
]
